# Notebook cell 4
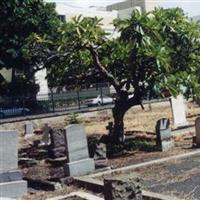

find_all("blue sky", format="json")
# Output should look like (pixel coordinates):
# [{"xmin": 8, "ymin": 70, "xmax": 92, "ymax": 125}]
[{"xmin": 47, "ymin": 0, "xmax": 200, "ymax": 17}]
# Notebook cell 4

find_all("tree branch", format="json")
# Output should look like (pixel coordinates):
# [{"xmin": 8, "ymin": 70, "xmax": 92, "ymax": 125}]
[
  {"xmin": 32, "ymin": 52, "xmax": 69, "ymax": 75},
  {"xmin": 89, "ymin": 47, "xmax": 121, "ymax": 93}
]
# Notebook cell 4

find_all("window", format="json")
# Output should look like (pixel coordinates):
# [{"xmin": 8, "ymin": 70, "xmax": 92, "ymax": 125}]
[{"xmin": 58, "ymin": 15, "xmax": 66, "ymax": 22}]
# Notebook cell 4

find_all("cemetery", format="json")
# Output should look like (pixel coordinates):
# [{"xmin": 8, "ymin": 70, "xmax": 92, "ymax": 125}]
[
  {"xmin": 1, "ymin": 0, "xmax": 200, "ymax": 199},
  {"xmin": 1, "ymin": 99, "xmax": 200, "ymax": 199}
]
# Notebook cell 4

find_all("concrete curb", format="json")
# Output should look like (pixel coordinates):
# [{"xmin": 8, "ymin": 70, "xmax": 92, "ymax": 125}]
[
  {"xmin": 87, "ymin": 150, "xmax": 200, "ymax": 178},
  {"xmin": 73, "ymin": 177, "xmax": 181, "ymax": 200},
  {"xmin": 142, "ymin": 190, "xmax": 181, "ymax": 200},
  {"xmin": 47, "ymin": 191, "xmax": 103, "ymax": 200}
]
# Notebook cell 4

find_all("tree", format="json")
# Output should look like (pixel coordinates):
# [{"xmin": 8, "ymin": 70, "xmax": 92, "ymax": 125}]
[
  {"xmin": 28, "ymin": 9, "xmax": 200, "ymax": 143},
  {"xmin": 0, "ymin": 0, "xmax": 59, "ymax": 96}
]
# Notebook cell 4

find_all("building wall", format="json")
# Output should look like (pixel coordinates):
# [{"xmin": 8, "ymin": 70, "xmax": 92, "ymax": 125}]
[
  {"xmin": 117, "ymin": 6, "xmax": 142, "ymax": 19},
  {"xmin": 106, "ymin": 0, "xmax": 158, "ymax": 19},
  {"xmin": 192, "ymin": 15, "xmax": 200, "ymax": 21},
  {"xmin": 55, "ymin": 3, "xmax": 118, "ymax": 36},
  {"xmin": 107, "ymin": 0, "xmax": 145, "ymax": 12}
]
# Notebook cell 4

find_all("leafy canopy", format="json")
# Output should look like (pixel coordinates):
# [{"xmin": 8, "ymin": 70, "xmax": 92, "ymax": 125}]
[
  {"xmin": 29, "ymin": 8, "xmax": 200, "ymax": 101},
  {"xmin": 0, "ymin": 0, "xmax": 59, "ymax": 70},
  {"xmin": 0, "ymin": 0, "xmax": 59, "ymax": 95}
]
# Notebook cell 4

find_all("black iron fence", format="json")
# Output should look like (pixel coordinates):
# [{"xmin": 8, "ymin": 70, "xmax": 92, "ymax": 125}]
[{"xmin": 0, "ymin": 83, "xmax": 115, "ymax": 119}]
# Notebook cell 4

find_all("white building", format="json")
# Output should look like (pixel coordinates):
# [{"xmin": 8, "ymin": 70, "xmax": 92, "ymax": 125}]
[
  {"xmin": 55, "ymin": 3, "xmax": 118, "ymax": 36},
  {"xmin": 106, "ymin": 0, "xmax": 157, "ymax": 19}
]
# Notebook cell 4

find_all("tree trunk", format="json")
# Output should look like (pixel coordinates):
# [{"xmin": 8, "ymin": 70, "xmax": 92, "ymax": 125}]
[
  {"xmin": 112, "ymin": 106, "xmax": 126, "ymax": 143},
  {"xmin": 111, "ymin": 94, "xmax": 129, "ymax": 143}
]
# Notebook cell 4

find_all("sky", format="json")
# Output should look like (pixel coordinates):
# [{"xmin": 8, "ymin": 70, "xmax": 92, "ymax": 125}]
[{"xmin": 46, "ymin": 0, "xmax": 200, "ymax": 17}]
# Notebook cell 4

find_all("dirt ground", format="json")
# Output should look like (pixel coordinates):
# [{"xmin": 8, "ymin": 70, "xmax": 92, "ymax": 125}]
[{"xmin": 81, "ymin": 101, "xmax": 200, "ymax": 135}]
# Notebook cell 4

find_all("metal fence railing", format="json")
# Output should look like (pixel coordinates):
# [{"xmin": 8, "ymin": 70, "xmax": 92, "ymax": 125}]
[{"xmin": 0, "ymin": 83, "xmax": 115, "ymax": 119}]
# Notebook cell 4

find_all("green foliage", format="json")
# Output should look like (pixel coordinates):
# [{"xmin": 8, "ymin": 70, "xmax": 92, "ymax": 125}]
[
  {"xmin": 64, "ymin": 113, "xmax": 80, "ymax": 125},
  {"xmin": 26, "ymin": 7, "xmax": 200, "ymax": 141},
  {"xmin": 0, "ymin": 0, "xmax": 59, "ymax": 95},
  {"xmin": 36, "ymin": 8, "xmax": 200, "ymax": 101}
]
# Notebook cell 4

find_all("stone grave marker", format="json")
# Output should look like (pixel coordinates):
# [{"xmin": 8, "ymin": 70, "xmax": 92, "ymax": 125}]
[
  {"xmin": 104, "ymin": 174, "xmax": 142, "ymax": 200},
  {"xmin": 156, "ymin": 118, "xmax": 174, "ymax": 151},
  {"xmin": 24, "ymin": 121, "xmax": 33, "ymax": 137},
  {"xmin": 64, "ymin": 124, "xmax": 95, "ymax": 176},
  {"xmin": 170, "ymin": 95, "xmax": 188, "ymax": 128},
  {"xmin": 48, "ymin": 128, "xmax": 66, "ymax": 158},
  {"xmin": 195, "ymin": 117, "xmax": 200, "ymax": 147},
  {"xmin": 41, "ymin": 123, "xmax": 51, "ymax": 145},
  {"xmin": 0, "ymin": 130, "xmax": 27, "ymax": 198},
  {"xmin": 94, "ymin": 143, "xmax": 107, "ymax": 160}
]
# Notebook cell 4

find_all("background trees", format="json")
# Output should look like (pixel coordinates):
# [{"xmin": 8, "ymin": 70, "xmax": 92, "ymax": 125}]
[
  {"xmin": 24, "ymin": 8, "xmax": 200, "ymax": 143},
  {"xmin": 0, "ymin": 0, "xmax": 59, "ymax": 96}
]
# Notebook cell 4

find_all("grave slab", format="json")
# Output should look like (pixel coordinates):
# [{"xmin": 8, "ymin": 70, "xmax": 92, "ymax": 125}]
[
  {"xmin": 0, "ymin": 130, "xmax": 27, "ymax": 198},
  {"xmin": 64, "ymin": 124, "xmax": 95, "ymax": 176},
  {"xmin": 0, "ymin": 180, "xmax": 27, "ymax": 199},
  {"xmin": 64, "ymin": 158, "xmax": 95, "ymax": 177},
  {"xmin": 156, "ymin": 119, "xmax": 174, "ymax": 151},
  {"xmin": 0, "ymin": 130, "xmax": 18, "ymax": 171}
]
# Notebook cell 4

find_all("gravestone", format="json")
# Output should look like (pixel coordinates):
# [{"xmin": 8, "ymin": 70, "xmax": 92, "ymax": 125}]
[
  {"xmin": 25, "ymin": 121, "xmax": 33, "ymax": 137},
  {"xmin": 64, "ymin": 124, "xmax": 95, "ymax": 176},
  {"xmin": 170, "ymin": 95, "xmax": 188, "ymax": 128},
  {"xmin": 41, "ymin": 123, "xmax": 51, "ymax": 145},
  {"xmin": 156, "ymin": 118, "xmax": 174, "ymax": 151},
  {"xmin": 48, "ymin": 128, "xmax": 66, "ymax": 158},
  {"xmin": 0, "ymin": 130, "xmax": 27, "ymax": 198},
  {"xmin": 94, "ymin": 143, "xmax": 107, "ymax": 160},
  {"xmin": 104, "ymin": 174, "xmax": 142, "ymax": 200},
  {"xmin": 195, "ymin": 117, "xmax": 200, "ymax": 147}
]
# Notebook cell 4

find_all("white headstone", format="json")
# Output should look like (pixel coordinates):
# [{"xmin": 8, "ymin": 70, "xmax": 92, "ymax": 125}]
[
  {"xmin": 170, "ymin": 95, "xmax": 188, "ymax": 128},
  {"xmin": 25, "ymin": 121, "xmax": 33, "ymax": 137}
]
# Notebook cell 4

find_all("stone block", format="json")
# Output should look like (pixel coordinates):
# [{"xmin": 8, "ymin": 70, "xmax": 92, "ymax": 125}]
[
  {"xmin": 48, "ymin": 147, "xmax": 66, "ymax": 159},
  {"xmin": 0, "ymin": 170, "xmax": 22, "ymax": 183},
  {"xmin": 64, "ymin": 158, "xmax": 95, "ymax": 177},
  {"xmin": 0, "ymin": 180, "xmax": 27, "ymax": 199},
  {"xmin": 25, "ymin": 121, "xmax": 33, "ymax": 136},
  {"xmin": 67, "ymin": 148, "xmax": 89, "ymax": 162},
  {"xmin": 161, "ymin": 140, "xmax": 175, "ymax": 152},
  {"xmin": 156, "ymin": 119, "xmax": 174, "ymax": 151},
  {"xmin": 94, "ymin": 143, "xmax": 107, "ymax": 160},
  {"xmin": 49, "ymin": 128, "xmax": 66, "ymax": 149},
  {"xmin": 41, "ymin": 123, "xmax": 51, "ymax": 145},
  {"xmin": 159, "ymin": 129, "xmax": 172, "ymax": 141},
  {"xmin": 104, "ymin": 174, "xmax": 142, "ymax": 200},
  {"xmin": 0, "ymin": 130, "xmax": 18, "ymax": 172},
  {"xmin": 64, "ymin": 125, "xmax": 88, "ymax": 148}
]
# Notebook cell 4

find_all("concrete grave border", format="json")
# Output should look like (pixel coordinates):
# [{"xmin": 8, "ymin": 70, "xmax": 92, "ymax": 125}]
[
  {"xmin": 47, "ymin": 191, "xmax": 103, "ymax": 200},
  {"xmin": 73, "ymin": 150, "xmax": 200, "ymax": 200}
]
